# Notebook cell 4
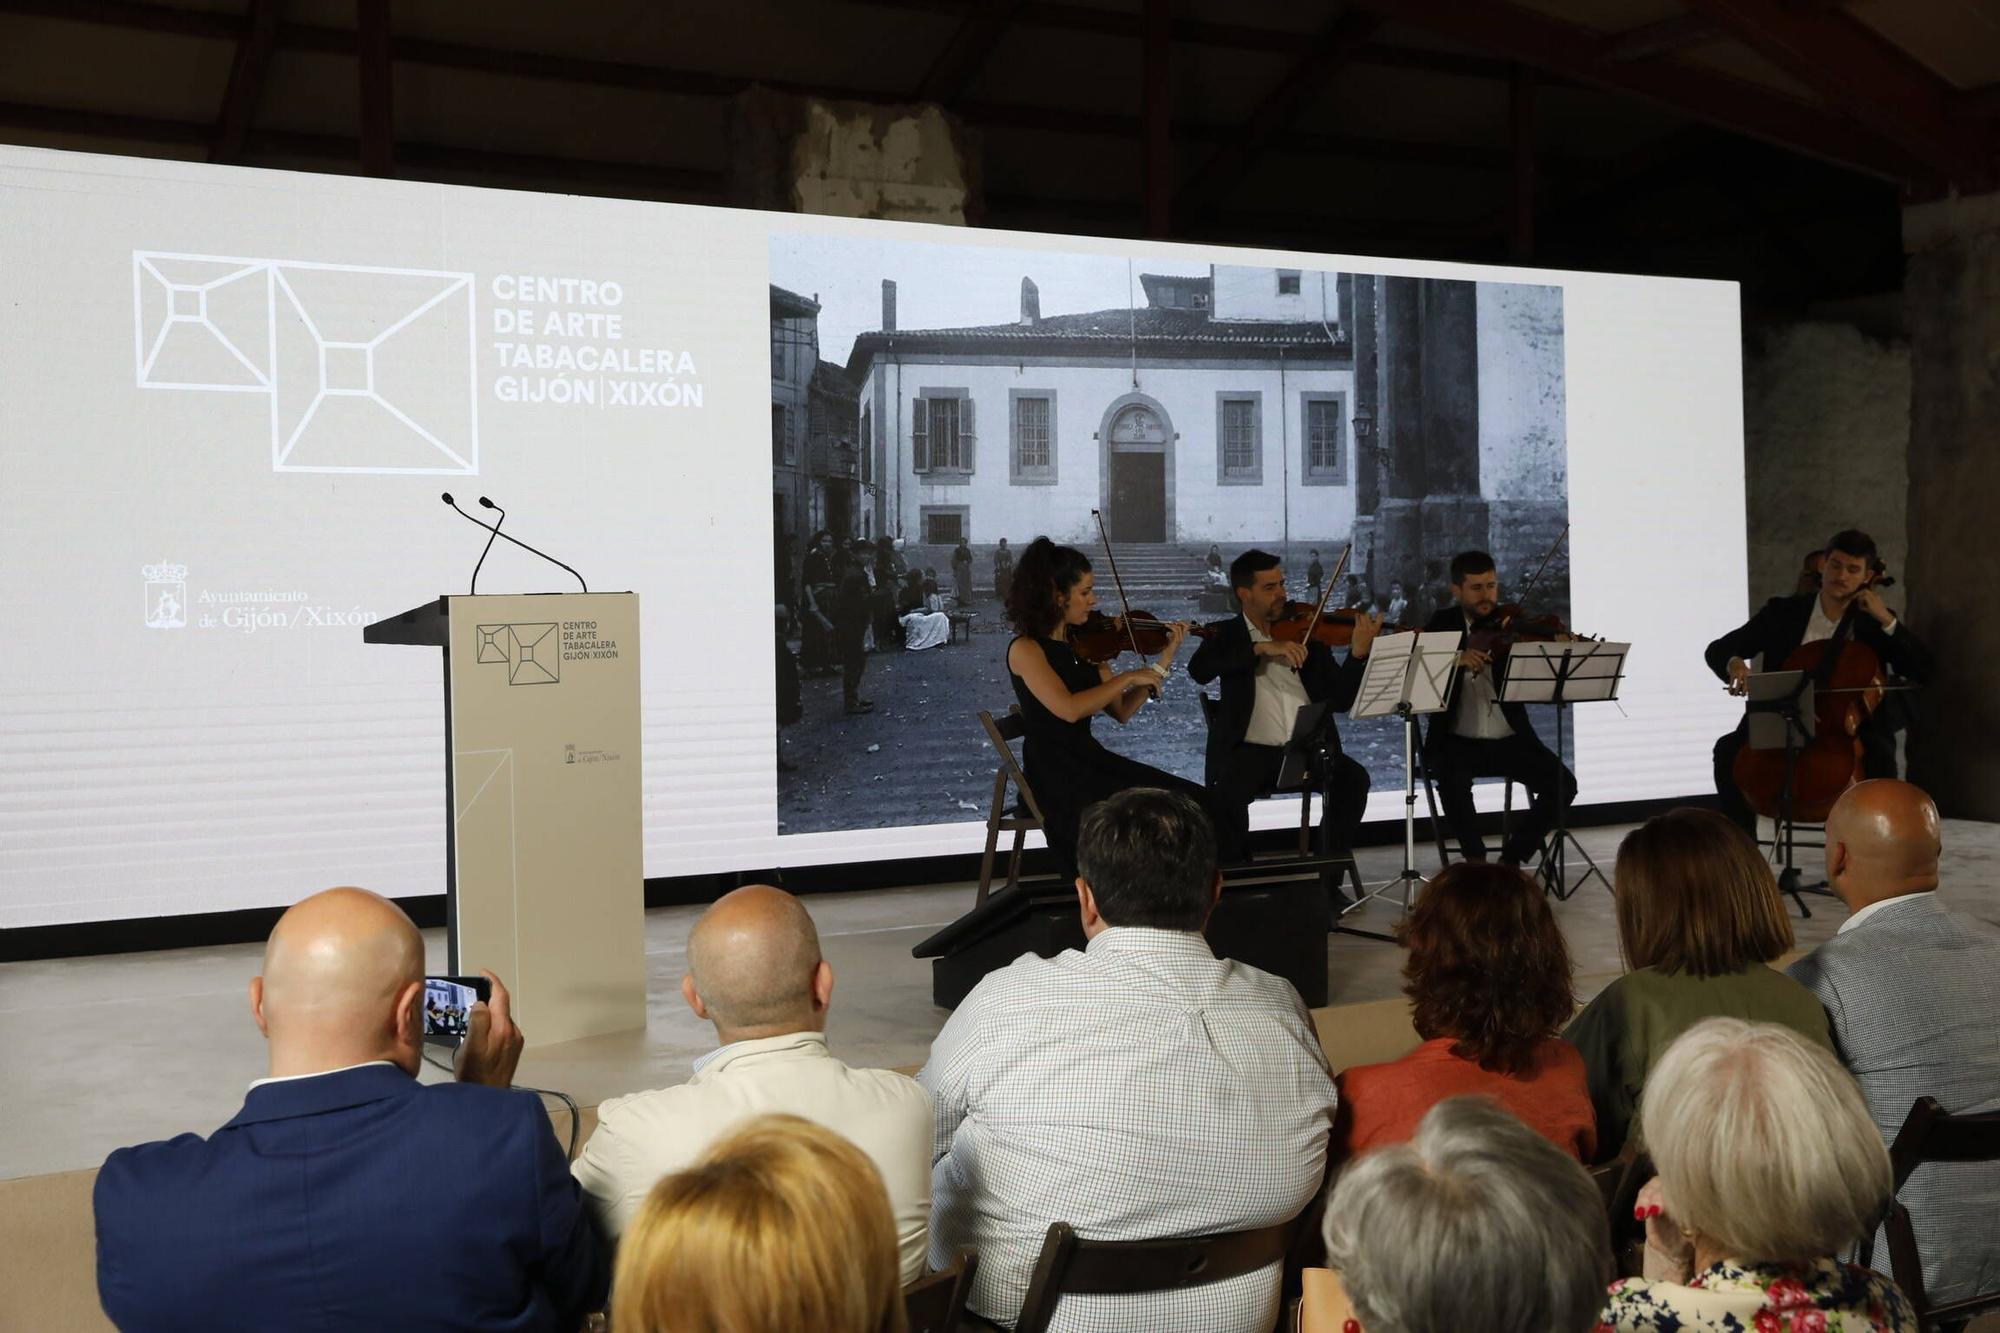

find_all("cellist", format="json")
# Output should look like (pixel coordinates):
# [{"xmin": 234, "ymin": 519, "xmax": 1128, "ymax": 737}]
[{"xmin": 1705, "ymin": 528, "xmax": 1933, "ymax": 835}]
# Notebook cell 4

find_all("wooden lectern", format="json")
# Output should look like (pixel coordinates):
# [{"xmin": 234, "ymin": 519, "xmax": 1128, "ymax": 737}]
[{"xmin": 366, "ymin": 592, "xmax": 645, "ymax": 1043}]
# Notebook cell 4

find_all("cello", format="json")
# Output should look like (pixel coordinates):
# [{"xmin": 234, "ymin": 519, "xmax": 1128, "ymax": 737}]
[{"xmin": 1728, "ymin": 563, "xmax": 1894, "ymax": 823}]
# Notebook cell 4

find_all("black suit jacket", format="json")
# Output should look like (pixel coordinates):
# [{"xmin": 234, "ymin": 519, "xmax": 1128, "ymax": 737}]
[
  {"xmin": 1420, "ymin": 605, "xmax": 1544, "ymax": 753},
  {"xmin": 1186, "ymin": 614, "xmax": 1366, "ymax": 784},
  {"xmin": 1703, "ymin": 592, "xmax": 1933, "ymax": 685}
]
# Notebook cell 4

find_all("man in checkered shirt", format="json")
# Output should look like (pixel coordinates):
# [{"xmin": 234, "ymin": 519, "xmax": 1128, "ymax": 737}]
[{"xmin": 919, "ymin": 787, "xmax": 1336, "ymax": 1331}]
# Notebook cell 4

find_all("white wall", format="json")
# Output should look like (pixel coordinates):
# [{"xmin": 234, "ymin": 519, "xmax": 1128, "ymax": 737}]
[
  {"xmin": 864, "ymin": 357, "xmax": 1358, "ymax": 544},
  {"xmin": 1210, "ymin": 264, "xmax": 1342, "ymax": 325}
]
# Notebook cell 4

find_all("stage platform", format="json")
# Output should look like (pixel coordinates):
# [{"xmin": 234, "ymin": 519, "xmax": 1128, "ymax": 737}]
[{"xmin": 4, "ymin": 816, "xmax": 1999, "ymax": 1331}]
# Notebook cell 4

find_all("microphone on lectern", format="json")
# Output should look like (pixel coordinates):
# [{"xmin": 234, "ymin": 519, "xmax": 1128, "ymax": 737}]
[
  {"xmin": 469, "ymin": 494, "xmax": 590, "ymax": 594},
  {"xmin": 440, "ymin": 492, "xmax": 502, "ymax": 595}
]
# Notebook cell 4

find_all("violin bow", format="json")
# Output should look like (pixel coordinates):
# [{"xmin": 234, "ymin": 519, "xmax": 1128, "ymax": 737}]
[
  {"xmin": 1302, "ymin": 544, "xmax": 1352, "ymax": 640},
  {"xmin": 1090, "ymin": 509, "xmax": 1146, "ymax": 660},
  {"xmin": 1513, "ymin": 523, "xmax": 1570, "ymax": 611}
]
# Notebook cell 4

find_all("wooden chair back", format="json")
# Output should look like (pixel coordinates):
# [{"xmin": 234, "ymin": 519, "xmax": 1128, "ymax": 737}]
[
  {"xmin": 903, "ymin": 1249, "xmax": 979, "ymax": 1333},
  {"xmin": 975, "ymin": 707, "xmax": 1046, "ymax": 905},
  {"xmin": 1013, "ymin": 1216, "xmax": 1299, "ymax": 1333},
  {"xmin": 1881, "ymin": 1096, "xmax": 2000, "ymax": 1330}
]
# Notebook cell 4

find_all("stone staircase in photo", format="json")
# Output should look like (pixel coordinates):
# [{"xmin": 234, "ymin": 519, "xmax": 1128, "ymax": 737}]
[{"xmin": 1097, "ymin": 543, "xmax": 1217, "ymax": 610}]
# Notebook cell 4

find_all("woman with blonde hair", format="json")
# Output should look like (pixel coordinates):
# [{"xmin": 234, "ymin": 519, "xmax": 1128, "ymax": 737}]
[
  {"xmin": 611, "ymin": 1113, "xmax": 907, "ymax": 1333},
  {"xmin": 1600, "ymin": 1018, "xmax": 1914, "ymax": 1330},
  {"xmin": 1565, "ymin": 806, "xmax": 1831, "ymax": 1160}
]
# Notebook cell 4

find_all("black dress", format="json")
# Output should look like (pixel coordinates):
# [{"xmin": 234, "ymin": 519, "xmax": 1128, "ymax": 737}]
[{"xmin": 1008, "ymin": 635, "xmax": 1217, "ymax": 879}]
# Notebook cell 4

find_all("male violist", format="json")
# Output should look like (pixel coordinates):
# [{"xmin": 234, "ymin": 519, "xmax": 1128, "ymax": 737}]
[
  {"xmin": 1421, "ymin": 550, "xmax": 1578, "ymax": 866},
  {"xmin": 1705, "ymin": 528, "xmax": 1932, "ymax": 836},
  {"xmin": 1187, "ymin": 549, "xmax": 1379, "ymax": 875}
]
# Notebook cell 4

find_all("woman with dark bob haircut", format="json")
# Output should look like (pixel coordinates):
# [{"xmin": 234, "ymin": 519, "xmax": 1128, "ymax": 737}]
[
  {"xmin": 1336, "ymin": 861, "xmax": 1595, "ymax": 1160},
  {"xmin": 1565, "ymin": 806, "xmax": 1832, "ymax": 1162},
  {"xmin": 1002, "ymin": 536, "xmax": 1226, "ymax": 877}
]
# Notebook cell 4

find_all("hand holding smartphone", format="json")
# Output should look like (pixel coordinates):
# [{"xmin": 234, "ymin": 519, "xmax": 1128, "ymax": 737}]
[{"xmin": 422, "ymin": 975, "xmax": 491, "ymax": 1045}]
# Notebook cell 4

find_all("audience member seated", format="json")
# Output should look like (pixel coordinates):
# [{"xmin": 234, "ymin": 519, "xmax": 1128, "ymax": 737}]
[
  {"xmin": 1317, "ymin": 1096, "xmax": 1612, "ymax": 1333},
  {"xmin": 1336, "ymin": 861, "xmax": 1594, "ymax": 1161},
  {"xmin": 610, "ymin": 1113, "xmax": 908, "ymax": 1333},
  {"xmin": 93, "ymin": 887, "xmax": 606, "ymax": 1331},
  {"xmin": 573, "ymin": 885, "xmax": 932, "ymax": 1280},
  {"xmin": 1565, "ymin": 807, "xmax": 1831, "ymax": 1161},
  {"xmin": 1787, "ymin": 779, "xmax": 2000, "ymax": 1309},
  {"xmin": 1599, "ymin": 1018, "xmax": 1915, "ymax": 1332},
  {"xmin": 920, "ymin": 787, "xmax": 1336, "ymax": 1332}
]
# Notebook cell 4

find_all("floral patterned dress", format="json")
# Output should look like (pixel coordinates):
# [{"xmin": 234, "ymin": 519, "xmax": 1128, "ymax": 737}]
[{"xmin": 1597, "ymin": 1257, "xmax": 1916, "ymax": 1332}]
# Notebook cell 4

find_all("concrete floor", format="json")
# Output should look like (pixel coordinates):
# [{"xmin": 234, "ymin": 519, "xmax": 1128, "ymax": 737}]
[{"xmin": 4, "ymin": 817, "xmax": 1998, "ymax": 1183}]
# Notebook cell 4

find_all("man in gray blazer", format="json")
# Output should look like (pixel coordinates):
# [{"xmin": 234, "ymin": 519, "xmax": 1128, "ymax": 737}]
[{"xmin": 1788, "ymin": 780, "xmax": 2000, "ymax": 1309}]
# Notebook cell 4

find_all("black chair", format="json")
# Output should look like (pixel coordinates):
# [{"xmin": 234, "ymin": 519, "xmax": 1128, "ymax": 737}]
[
  {"xmin": 1879, "ymin": 1096, "xmax": 2000, "ymax": 1331},
  {"xmin": 904, "ymin": 1249, "xmax": 979, "ymax": 1333},
  {"xmin": 1196, "ymin": 693, "xmax": 1363, "ymax": 900},
  {"xmin": 1013, "ymin": 1216, "xmax": 1300, "ymax": 1333},
  {"xmin": 974, "ymin": 707, "xmax": 1048, "ymax": 906}
]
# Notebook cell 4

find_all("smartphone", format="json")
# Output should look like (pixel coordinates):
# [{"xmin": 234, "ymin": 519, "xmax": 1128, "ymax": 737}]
[{"xmin": 422, "ymin": 975, "xmax": 491, "ymax": 1045}]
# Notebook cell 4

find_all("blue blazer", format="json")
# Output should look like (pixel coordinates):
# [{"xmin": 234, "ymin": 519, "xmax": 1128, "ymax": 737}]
[{"xmin": 95, "ymin": 1063, "xmax": 607, "ymax": 1332}]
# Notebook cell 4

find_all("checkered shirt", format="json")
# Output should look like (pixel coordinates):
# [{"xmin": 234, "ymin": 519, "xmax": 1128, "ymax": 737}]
[
  {"xmin": 919, "ymin": 926, "xmax": 1336, "ymax": 1332},
  {"xmin": 1788, "ymin": 893, "xmax": 2000, "ymax": 1307}
]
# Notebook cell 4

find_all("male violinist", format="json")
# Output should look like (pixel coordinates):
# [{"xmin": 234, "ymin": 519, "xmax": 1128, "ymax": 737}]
[
  {"xmin": 1705, "ymin": 528, "xmax": 1932, "ymax": 836},
  {"xmin": 1421, "ymin": 550, "xmax": 1578, "ymax": 866},
  {"xmin": 1187, "ymin": 550, "xmax": 1379, "ymax": 876}
]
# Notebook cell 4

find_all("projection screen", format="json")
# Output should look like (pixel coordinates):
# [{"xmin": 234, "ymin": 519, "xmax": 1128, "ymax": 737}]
[{"xmin": 0, "ymin": 145, "xmax": 1747, "ymax": 929}]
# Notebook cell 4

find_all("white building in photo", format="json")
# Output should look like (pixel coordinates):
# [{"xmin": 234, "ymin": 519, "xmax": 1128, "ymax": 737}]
[{"xmin": 847, "ymin": 265, "xmax": 1357, "ymax": 549}]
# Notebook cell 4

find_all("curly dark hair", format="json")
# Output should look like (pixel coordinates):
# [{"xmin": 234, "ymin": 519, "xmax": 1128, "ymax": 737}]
[
  {"xmin": 1004, "ymin": 536, "xmax": 1092, "ymax": 638},
  {"xmin": 1396, "ymin": 861, "xmax": 1575, "ymax": 1075}
]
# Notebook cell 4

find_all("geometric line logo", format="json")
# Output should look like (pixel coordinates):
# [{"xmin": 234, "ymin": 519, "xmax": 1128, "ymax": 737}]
[
  {"xmin": 474, "ymin": 622, "xmax": 559, "ymax": 685},
  {"xmin": 133, "ymin": 250, "xmax": 479, "ymax": 476}
]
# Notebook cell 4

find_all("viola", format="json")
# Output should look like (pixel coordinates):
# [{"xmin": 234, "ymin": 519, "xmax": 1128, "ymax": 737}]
[
  {"xmin": 1267, "ymin": 600, "xmax": 1409, "ymax": 649},
  {"xmin": 1068, "ymin": 610, "xmax": 1213, "ymax": 665}
]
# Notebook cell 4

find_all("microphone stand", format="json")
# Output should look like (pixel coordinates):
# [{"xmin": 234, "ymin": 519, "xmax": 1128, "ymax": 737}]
[{"xmin": 440, "ymin": 494, "xmax": 590, "ymax": 593}]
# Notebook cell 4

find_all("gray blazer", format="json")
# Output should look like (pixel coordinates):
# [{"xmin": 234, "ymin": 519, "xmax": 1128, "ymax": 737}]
[{"xmin": 1788, "ymin": 893, "xmax": 2000, "ymax": 1307}]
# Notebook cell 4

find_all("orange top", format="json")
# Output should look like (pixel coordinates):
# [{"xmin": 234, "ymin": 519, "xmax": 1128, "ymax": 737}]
[{"xmin": 1334, "ymin": 1036, "xmax": 1596, "ymax": 1161}]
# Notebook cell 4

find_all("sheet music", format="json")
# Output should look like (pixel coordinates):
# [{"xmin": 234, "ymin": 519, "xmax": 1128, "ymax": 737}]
[
  {"xmin": 1351, "ymin": 630, "xmax": 1462, "ymax": 720},
  {"xmin": 1498, "ymin": 640, "xmax": 1631, "ymax": 704}
]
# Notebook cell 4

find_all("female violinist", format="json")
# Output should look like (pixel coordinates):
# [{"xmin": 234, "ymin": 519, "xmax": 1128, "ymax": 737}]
[
  {"xmin": 1003, "ymin": 537, "xmax": 1226, "ymax": 879},
  {"xmin": 1704, "ymin": 528, "xmax": 1932, "ymax": 834}
]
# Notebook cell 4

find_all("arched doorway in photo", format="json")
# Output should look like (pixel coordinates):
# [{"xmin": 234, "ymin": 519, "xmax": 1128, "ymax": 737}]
[{"xmin": 1100, "ymin": 395, "xmax": 1173, "ymax": 543}]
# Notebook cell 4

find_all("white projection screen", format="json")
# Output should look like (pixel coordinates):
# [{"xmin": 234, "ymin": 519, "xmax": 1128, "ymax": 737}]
[{"xmin": 0, "ymin": 145, "xmax": 1747, "ymax": 930}]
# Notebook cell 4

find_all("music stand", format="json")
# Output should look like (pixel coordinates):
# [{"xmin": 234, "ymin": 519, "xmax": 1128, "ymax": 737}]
[
  {"xmin": 1498, "ymin": 641, "xmax": 1628, "ymax": 900},
  {"xmin": 1742, "ymin": 668, "xmax": 1826, "ymax": 913},
  {"xmin": 1343, "ymin": 630, "xmax": 1460, "ymax": 941}
]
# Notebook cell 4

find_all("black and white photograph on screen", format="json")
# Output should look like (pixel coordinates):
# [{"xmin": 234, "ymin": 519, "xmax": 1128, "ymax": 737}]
[{"xmin": 769, "ymin": 233, "xmax": 1572, "ymax": 837}]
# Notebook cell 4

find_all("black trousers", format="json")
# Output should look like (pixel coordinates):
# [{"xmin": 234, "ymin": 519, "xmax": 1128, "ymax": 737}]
[
  {"xmin": 1712, "ymin": 712, "xmax": 1900, "ymax": 835},
  {"xmin": 1211, "ymin": 742, "xmax": 1370, "ymax": 866},
  {"xmin": 836, "ymin": 621, "xmax": 867, "ymax": 704},
  {"xmin": 1425, "ymin": 730, "xmax": 1576, "ymax": 864}
]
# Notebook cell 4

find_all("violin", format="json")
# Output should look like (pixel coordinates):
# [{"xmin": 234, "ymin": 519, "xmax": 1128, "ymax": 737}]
[
  {"xmin": 1268, "ymin": 600, "xmax": 1409, "ymax": 649},
  {"xmin": 1464, "ymin": 604, "xmax": 1584, "ymax": 659},
  {"xmin": 1731, "ymin": 558, "xmax": 1896, "ymax": 822},
  {"xmin": 1068, "ymin": 610, "xmax": 1212, "ymax": 665}
]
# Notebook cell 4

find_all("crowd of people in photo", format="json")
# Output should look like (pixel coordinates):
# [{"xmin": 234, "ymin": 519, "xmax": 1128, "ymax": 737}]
[{"xmin": 91, "ymin": 772, "xmax": 2000, "ymax": 1332}]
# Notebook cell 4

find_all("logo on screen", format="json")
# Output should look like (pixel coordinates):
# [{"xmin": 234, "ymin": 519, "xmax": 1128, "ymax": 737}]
[
  {"xmin": 143, "ymin": 562, "xmax": 188, "ymax": 630},
  {"xmin": 475, "ymin": 623, "xmax": 559, "ymax": 685},
  {"xmin": 132, "ymin": 251, "xmax": 479, "ymax": 476}
]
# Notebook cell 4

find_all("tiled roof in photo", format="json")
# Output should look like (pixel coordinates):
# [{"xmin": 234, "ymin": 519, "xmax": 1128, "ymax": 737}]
[{"xmin": 848, "ymin": 307, "xmax": 1348, "ymax": 373}]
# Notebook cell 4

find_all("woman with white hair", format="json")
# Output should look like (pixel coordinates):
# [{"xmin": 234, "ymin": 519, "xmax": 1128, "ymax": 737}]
[
  {"xmin": 1600, "ymin": 1018, "xmax": 1915, "ymax": 1331},
  {"xmin": 1316, "ymin": 1096, "xmax": 1612, "ymax": 1333}
]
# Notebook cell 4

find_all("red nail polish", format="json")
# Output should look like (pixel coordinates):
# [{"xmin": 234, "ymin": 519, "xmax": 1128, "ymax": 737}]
[{"xmin": 1343, "ymin": 1322, "xmax": 1361, "ymax": 1333}]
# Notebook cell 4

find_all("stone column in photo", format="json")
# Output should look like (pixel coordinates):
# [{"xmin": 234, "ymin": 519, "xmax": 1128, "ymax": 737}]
[
  {"xmin": 1903, "ymin": 194, "xmax": 2000, "ymax": 819},
  {"xmin": 1371, "ymin": 276, "xmax": 1489, "ymax": 623}
]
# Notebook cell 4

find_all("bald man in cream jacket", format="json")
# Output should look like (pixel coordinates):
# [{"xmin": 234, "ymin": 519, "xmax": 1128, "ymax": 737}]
[{"xmin": 572, "ymin": 886, "xmax": 933, "ymax": 1280}]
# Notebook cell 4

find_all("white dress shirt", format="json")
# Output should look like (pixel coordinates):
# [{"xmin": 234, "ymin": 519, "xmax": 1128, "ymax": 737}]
[
  {"xmin": 920, "ymin": 926, "xmax": 1336, "ymax": 1332},
  {"xmin": 1242, "ymin": 614, "xmax": 1313, "ymax": 747},
  {"xmin": 1804, "ymin": 596, "xmax": 1896, "ymax": 648},
  {"xmin": 572, "ymin": 1030, "xmax": 934, "ymax": 1281},
  {"xmin": 1450, "ymin": 609, "xmax": 1514, "ymax": 740}
]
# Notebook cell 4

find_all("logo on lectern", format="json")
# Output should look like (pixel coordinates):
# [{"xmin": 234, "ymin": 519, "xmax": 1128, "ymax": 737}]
[
  {"xmin": 474, "ymin": 622, "xmax": 559, "ymax": 685},
  {"xmin": 143, "ymin": 561, "xmax": 188, "ymax": 629}
]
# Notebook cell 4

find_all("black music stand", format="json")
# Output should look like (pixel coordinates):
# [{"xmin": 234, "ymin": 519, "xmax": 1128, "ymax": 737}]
[
  {"xmin": 1742, "ymin": 668, "xmax": 1829, "ymax": 915},
  {"xmin": 1497, "ymin": 640, "xmax": 1626, "ymax": 900}
]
